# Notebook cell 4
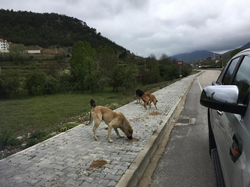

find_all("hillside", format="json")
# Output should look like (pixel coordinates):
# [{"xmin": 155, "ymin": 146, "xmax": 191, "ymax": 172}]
[
  {"xmin": 172, "ymin": 50, "xmax": 219, "ymax": 63},
  {"xmin": 0, "ymin": 9, "xmax": 125, "ymax": 52},
  {"xmin": 220, "ymin": 42, "xmax": 250, "ymax": 59},
  {"xmin": 241, "ymin": 42, "xmax": 250, "ymax": 49}
]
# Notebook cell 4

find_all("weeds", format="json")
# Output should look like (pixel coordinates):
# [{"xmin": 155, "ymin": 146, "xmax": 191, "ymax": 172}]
[{"xmin": 0, "ymin": 131, "xmax": 20, "ymax": 150}]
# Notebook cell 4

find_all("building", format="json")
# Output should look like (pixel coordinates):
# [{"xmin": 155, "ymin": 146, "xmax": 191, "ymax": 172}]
[
  {"xmin": 0, "ymin": 38, "xmax": 9, "ymax": 52},
  {"xmin": 26, "ymin": 45, "xmax": 41, "ymax": 54}
]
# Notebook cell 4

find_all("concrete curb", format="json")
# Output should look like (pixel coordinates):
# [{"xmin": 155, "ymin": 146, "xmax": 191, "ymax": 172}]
[{"xmin": 116, "ymin": 72, "xmax": 202, "ymax": 187}]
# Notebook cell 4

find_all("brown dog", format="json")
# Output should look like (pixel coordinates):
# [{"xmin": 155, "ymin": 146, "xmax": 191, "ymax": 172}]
[
  {"xmin": 86, "ymin": 99, "xmax": 133, "ymax": 143},
  {"xmin": 141, "ymin": 93, "xmax": 158, "ymax": 109}
]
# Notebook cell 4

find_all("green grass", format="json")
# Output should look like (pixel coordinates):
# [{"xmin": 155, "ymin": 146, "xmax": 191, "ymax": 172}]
[{"xmin": 0, "ymin": 89, "xmax": 135, "ymax": 137}]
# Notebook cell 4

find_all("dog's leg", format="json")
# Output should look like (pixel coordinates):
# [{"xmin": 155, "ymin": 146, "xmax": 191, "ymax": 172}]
[
  {"xmin": 107, "ymin": 124, "xmax": 113, "ymax": 143},
  {"xmin": 154, "ymin": 102, "xmax": 158, "ymax": 110},
  {"xmin": 144, "ymin": 98, "xmax": 150, "ymax": 109},
  {"xmin": 144, "ymin": 101, "xmax": 147, "ymax": 109},
  {"xmin": 93, "ymin": 119, "xmax": 101, "ymax": 141},
  {"xmin": 149, "ymin": 101, "xmax": 152, "ymax": 108},
  {"xmin": 114, "ymin": 128, "xmax": 124, "ymax": 138},
  {"xmin": 107, "ymin": 116, "xmax": 122, "ymax": 143}
]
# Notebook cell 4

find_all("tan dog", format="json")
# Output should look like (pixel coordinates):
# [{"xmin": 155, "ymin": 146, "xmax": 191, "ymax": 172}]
[
  {"xmin": 86, "ymin": 99, "xmax": 133, "ymax": 143},
  {"xmin": 141, "ymin": 93, "xmax": 158, "ymax": 109}
]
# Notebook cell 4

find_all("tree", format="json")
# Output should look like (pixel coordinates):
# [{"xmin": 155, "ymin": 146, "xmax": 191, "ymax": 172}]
[
  {"xmin": 70, "ymin": 41, "xmax": 96, "ymax": 92},
  {"xmin": 159, "ymin": 53, "xmax": 171, "ymax": 64},
  {"xmin": 159, "ymin": 54, "xmax": 168, "ymax": 60},
  {"xmin": 150, "ymin": 64, "xmax": 161, "ymax": 83},
  {"xmin": 96, "ymin": 46, "xmax": 118, "ymax": 79},
  {"xmin": 9, "ymin": 44, "xmax": 26, "ymax": 54},
  {"xmin": 8, "ymin": 44, "xmax": 28, "ymax": 62}
]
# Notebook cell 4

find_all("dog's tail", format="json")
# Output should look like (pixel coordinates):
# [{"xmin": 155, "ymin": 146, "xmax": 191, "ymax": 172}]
[{"xmin": 86, "ymin": 99, "xmax": 96, "ymax": 126}]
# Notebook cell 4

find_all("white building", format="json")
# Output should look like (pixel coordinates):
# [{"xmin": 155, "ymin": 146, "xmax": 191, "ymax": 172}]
[
  {"xmin": 26, "ymin": 45, "xmax": 41, "ymax": 54},
  {"xmin": 0, "ymin": 38, "xmax": 9, "ymax": 52}
]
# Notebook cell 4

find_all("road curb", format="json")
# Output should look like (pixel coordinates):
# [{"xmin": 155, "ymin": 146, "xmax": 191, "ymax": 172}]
[{"xmin": 116, "ymin": 72, "xmax": 202, "ymax": 187}]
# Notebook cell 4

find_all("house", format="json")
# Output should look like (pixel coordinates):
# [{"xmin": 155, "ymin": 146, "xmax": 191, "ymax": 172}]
[
  {"xmin": 0, "ymin": 38, "xmax": 9, "ymax": 52},
  {"xmin": 26, "ymin": 45, "xmax": 41, "ymax": 54}
]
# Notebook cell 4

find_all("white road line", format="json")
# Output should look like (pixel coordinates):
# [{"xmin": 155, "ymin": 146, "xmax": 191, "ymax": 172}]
[{"xmin": 198, "ymin": 75, "xmax": 203, "ymax": 92}]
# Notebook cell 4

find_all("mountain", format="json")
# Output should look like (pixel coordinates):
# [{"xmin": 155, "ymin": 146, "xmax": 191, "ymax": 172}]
[
  {"xmin": 172, "ymin": 41, "xmax": 250, "ymax": 63},
  {"xmin": 172, "ymin": 50, "xmax": 219, "ymax": 63},
  {"xmin": 0, "ymin": 9, "xmax": 125, "ymax": 52}
]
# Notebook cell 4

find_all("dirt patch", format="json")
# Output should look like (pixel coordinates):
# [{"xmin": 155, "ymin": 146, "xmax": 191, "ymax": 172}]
[
  {"xmin": 126, "ymin": 138, "xmax": 139, "ymax": 143},
  {"xmin": 129, "ymin": 117, "xmax": 145, "ymax": 122},
  {"xmin": 87, "ymin": 159, "xmax": 107, "ymax": 171},
  {"xmin": 149, "ymin": 112, "xmax": 162, "ymax": 115}
]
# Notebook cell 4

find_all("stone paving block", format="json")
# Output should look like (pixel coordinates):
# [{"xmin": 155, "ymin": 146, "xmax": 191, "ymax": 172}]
[
  {"xmin": 105, "ymin": 173, "xmax": 121, "ymax": 182},
  {"xmin": 103, "ymin": 168, "xmax": 118, "ymax": 175},
  {"xmin": 64, "ymin": 178, "xmax": 84, "ymax": 187},
  {"xmin": 108, "ymin": 180, "xmax": 117, "ymax": 187},
  {"xmin": 81, "ymin": 181, "xmax": 98, "ymax": 187},
  {"xmin": 113, "ymin": 165, "xmax": 127, "ymax": 171}
]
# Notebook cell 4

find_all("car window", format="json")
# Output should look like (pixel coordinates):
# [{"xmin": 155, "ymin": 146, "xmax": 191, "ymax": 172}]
[
  {"xmin": 222, "ymin": 57, "xmax": 240, "ymax": 85},
  {"xmin": 216, "ymin": 65, "xmax": 227, "ymax": 84},
  {"xmin": 232, "ymin": 56, "xmax": 250, "ymax": 103}
]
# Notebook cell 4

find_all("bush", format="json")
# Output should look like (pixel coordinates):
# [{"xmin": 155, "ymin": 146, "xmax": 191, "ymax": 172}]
[
  {"xmin": 181, "ymin": 64, "xmax": 192, "ymax": 77},
  {"xmin": 162, "ymin": 64, "xmax": 179, "ymax": 81},
  {"xmin": 25, "ymin": 68, "xmax": 46, "ymax": 95},
  {"xmin": 57, "ymin": 72, "xmax": 75, "ymax": 93},
  {"xmin": 0, "ymin": 70, "xmax": 22, "ymax": 99},
  {"xmin": 84, "ymin": 68, "xmax": 109, "ymax": 92},
  {"xmin": 43, "ymin": 75, "xmax": 58, "ymax": 94},
  {"xmin": 26, "ymin": 131, "xmax": 48, "ymax": 147}
]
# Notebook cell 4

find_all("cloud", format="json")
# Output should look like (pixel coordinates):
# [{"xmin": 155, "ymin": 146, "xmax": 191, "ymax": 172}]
[{"xmin": 1, "ymin": 0, "xmax": 250, "ymax": 58}]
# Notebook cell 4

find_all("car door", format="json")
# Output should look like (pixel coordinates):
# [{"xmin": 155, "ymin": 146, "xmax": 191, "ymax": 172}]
[
  {"xmin": 230, "ymin": 55, "xmax": 250, "ymax": 187},
  {"xmin": 210, "ymin": 57, "xmax": 241, "ymax": 186},
  {"xmin": 211, "ymin": 55, "xmax": 250, "ymax": 187}
]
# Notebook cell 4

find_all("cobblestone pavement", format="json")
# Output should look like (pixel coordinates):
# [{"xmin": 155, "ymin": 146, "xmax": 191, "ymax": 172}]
[{"xmin": 0, "ymin": 73, "xmax": 201, "ymax": 187}]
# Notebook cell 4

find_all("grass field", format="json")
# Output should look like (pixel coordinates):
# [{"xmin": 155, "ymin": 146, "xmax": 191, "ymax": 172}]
[{"xmin": 0, "ymin": 89, "xmax": 134, "ymax": 137}]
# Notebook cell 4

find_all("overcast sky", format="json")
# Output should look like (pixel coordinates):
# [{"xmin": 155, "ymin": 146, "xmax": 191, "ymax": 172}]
[{"xmin": 2, "ymin": 0, "xmax": 250, "ymax": 58}]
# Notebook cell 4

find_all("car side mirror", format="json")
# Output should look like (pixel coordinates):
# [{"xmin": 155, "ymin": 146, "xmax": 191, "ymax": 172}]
[{"xmin": 200, "ymin": 85, "xmax": 247, "ymax": 116}]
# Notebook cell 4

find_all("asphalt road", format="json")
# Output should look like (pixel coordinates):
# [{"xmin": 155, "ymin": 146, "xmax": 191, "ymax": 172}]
[{"xmin": 150, "ymin": 70, "xmax": 221, "ymax": 187}]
